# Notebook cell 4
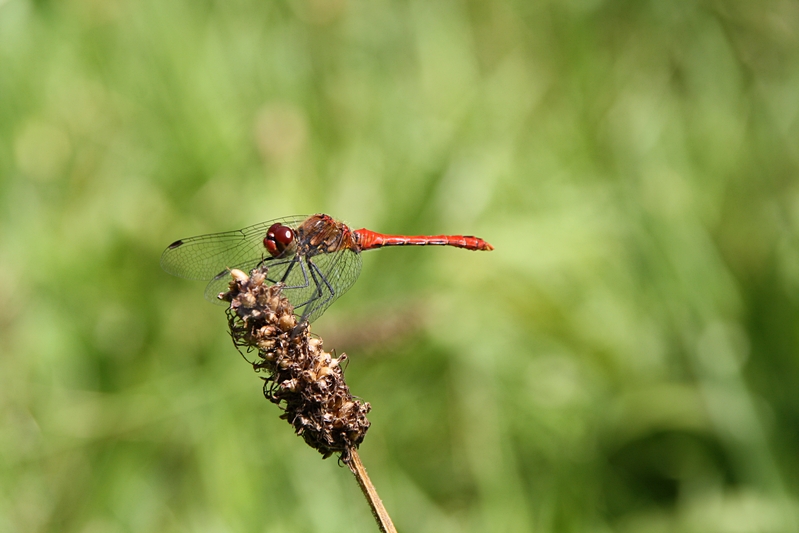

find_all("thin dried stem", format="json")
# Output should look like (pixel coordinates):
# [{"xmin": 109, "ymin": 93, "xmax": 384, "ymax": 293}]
[{"xmin": 345, "ymin": 448, "xmax": 397, "ymax": 533}]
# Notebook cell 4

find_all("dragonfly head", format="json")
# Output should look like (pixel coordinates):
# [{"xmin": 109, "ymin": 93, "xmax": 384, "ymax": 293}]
[{"xmin": 264, "ymin": 223, "xmax": 296, "ymax": 257}]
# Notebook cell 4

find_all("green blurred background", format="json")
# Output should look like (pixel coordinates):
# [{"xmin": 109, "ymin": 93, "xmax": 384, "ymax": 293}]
[{"xmin": 2, "ymin": 0, "xmax": 799, "ymax": 531}]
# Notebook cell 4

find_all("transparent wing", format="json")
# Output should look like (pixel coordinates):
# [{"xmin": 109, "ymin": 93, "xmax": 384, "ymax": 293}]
[{"xmin": 160, "ymin": 215, "xmax": 308, "ymax": 281}]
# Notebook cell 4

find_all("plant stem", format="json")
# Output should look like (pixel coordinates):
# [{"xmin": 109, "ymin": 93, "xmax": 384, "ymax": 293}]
[{"xmin": 346, "ymin": 449, "xmax": 397, "ymax": 533}]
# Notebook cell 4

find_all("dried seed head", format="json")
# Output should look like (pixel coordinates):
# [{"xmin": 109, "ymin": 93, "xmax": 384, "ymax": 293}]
[{"xmin": 222, "ymin": 266, "xmax": 370, "ymax": 460}]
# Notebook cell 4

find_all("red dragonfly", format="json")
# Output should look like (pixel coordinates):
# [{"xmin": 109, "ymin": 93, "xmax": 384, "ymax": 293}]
[{"xmin": 161, "ymin": 214, "xmax": 493, "ymax": 323}]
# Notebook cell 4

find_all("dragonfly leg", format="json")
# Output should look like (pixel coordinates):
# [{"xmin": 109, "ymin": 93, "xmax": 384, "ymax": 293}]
[
  {"xmin": 310, "ymin": 258, "xmax": 335, "ymax": 303},
  {"xmin": 293, "ymin": 256, "xmax": 337, "ymax": 322},
  {"xmin": 297, "ymin": 257, "xmax": 338, "ymax": 322},
  {"xmin": 276, "ymin": 257, "xmax": 312, "ymax": 291},
  {"xmin": 287, "ymin": 258, "xmax": 320, "ymax": 317},
  {"xmin": 276, "ymin": 257, "xmax": 297, "ymax": 284}
]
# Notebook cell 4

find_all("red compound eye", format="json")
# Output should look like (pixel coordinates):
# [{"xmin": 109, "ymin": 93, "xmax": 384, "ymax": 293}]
[{"xmin": 263, "ymin": 223, "xmax": 295, "ymax": 257}]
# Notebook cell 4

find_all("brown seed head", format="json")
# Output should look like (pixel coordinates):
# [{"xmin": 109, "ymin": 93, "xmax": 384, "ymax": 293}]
[{"xmin": 222, "ymin": 266, "xmax": 370, "ymax": 460}]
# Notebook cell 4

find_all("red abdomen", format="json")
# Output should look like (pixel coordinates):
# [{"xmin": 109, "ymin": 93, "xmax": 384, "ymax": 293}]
[{"xmin": 354, "ymin": 229, "xmax": 493, "ymax": 251}]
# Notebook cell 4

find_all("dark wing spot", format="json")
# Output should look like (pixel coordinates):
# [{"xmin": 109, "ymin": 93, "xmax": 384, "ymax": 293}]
[{"xmin": 167, "ymin": 239, "xmax": 184, "ymax": 249}]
